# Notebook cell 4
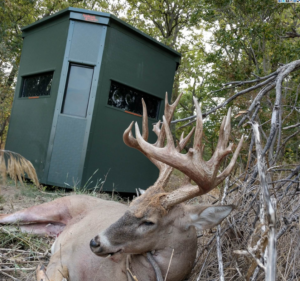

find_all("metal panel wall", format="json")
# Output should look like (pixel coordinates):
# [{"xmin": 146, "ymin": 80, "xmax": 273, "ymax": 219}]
[
  {"xmin": 46, "ymin": 20, "xmax": 107, "ymax": 187},
  {"xmin": 5, "ymin": 16, "xmax": 70, "ymax": 181},
  {"xmin": 69, "ymin": 22, "xmax": 102, "ymax": 63},
  {"xmin": 83, "ymin": 21, "xmax": 180, "ymax": 192},
  {"xmin": 48, "ymin": 116, "xmax": 86, "ymax": 185}
]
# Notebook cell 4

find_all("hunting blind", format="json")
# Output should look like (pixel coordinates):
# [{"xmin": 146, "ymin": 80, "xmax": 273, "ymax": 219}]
[{"xmin": 6, "ymin": 7, "xmax": 181, "ymax": 192}]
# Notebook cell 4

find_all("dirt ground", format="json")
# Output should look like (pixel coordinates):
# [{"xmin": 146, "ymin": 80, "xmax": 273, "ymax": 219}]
[
  {"xmin": 0, "ymin": 174, "xmax": 220, "ymax": 281},
  {"xmin": 1, "ymin": 183, "xmax": 58, "ymax": 213}
]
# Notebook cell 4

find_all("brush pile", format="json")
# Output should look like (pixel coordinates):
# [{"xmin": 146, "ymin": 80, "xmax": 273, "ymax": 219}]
[
  {"xmin": 189, "ymin": 168, "xmax": 300, "ymax": 280},
  {"xmin": 183, "ymin": 60, "xmax": 300, "ymax": 281}
]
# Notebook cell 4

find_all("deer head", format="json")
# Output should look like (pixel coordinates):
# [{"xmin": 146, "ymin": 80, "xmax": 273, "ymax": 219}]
[{"xmin": 90, "ymin": 93, "xmax": 243, "ymax": 259}]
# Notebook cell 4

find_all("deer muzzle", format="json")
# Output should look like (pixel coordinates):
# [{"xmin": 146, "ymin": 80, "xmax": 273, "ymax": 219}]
[
  {"xmin": 90, "ymin": 234, "xmax": 123, "ymax": 257},
  {"xmin": 90, "ymin": 236, "xmax": 102, "ymax": 253}
]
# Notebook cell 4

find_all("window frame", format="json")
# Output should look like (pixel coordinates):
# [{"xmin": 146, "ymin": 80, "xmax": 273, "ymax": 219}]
[
  {"xmin": 107, "ymin": 80, "xmax": 161, "ymax": 120},
  {"xmin": 61, "ymin": 63, "xmax": 94, "ymax": 118},
  {"xmin": 19, "ymin": 71, "xmax": 54, "ymax": 98}
]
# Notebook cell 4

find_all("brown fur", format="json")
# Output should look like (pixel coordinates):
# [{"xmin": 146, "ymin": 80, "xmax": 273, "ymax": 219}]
[{"xmin": 130, "ymin": 185, "xmax": 170, "ymax": 217}]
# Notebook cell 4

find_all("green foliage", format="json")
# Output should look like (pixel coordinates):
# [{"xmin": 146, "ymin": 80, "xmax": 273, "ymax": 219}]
[{"xmin": 169, "ymin": 0, "xmax": 300, "ymax": 164}]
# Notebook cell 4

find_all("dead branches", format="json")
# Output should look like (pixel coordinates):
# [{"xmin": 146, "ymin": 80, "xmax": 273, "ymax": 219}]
[
  {"xmin": 185, "ymin": 59, "xmax": 300, "ymax": 281},
  {"xmin": 216, "ymin": 177, "xmax": 229, "ymax": 281},
  {"xmin": 252, "ymin": 122, "xmax": 277, "ymax": 281},
  {"xmin": 172, "ymin": 60, "xmax": 300, "ymax": 131}
]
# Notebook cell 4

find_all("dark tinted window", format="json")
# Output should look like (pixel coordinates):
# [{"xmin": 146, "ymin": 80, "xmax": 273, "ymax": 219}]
[
  {"xmin": 20, "ymin": 72, "xmax": 53, "ymax": 97},
  {"xmin": 62, "ymin": 64, "xmax": 94, "ymax": 118},
  {"xmin": 107, "ymin": 81, "xmax": 161, "ymax": 119}
]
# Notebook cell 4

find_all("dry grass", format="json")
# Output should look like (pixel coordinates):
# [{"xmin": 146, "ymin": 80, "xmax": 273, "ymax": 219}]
[
  {"xmin": 0, "ymin": 226, "xmax": 53, "ymax": 281},
  {"xmin": 0, "ymin": 182, "xmax": 57, "ymax": 280},
  {"xmin": 0, "ymin": 150, "xmax": 39, "ymax": 189}
]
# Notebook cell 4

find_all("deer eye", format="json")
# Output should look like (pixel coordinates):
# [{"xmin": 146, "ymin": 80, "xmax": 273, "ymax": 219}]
[{"xmin": 141, "ymin": 221, "xmax": 155, "ymax": 226}]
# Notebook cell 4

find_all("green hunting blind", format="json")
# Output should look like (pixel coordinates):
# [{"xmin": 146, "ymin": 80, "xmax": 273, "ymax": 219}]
[{"xmin": 5, "ymin": 7, "xmax": 181, "ymax": 192}]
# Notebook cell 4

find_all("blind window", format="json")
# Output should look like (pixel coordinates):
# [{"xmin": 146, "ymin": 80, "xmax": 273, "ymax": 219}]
[
  {"xmin": 20, "ymin": 72, "xmax": 53, "ymax": 97},
  {"xmin": 107, "ymin": 81, "xmax": 161, "ymax": 119}
]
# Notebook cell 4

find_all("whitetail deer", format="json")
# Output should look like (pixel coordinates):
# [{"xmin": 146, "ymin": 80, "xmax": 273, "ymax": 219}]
[{"xmin": 0, "ymin": 94, "xmax": 243, "ymax": 281}]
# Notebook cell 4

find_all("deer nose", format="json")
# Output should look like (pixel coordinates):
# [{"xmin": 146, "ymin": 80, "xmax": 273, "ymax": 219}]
[{"xmin": 90, "ymin": 236, "xmax": 101, "ymax": 250}]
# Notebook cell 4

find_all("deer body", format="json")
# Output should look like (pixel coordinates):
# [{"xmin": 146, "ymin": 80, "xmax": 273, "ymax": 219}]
[
  {"xmin": 49, "ymin": 197, "xmax": 130, "ymax": 281},
  {"xmin": 0, "ymin": 94, "xmax": 243, "ymax": 280},
  {"xmin": 0, "ymin": 195, "xmax": 198, "ymax": 281}
]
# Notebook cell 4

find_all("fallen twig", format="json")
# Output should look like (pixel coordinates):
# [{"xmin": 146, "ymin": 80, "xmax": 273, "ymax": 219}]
[{"xmin": 164, "ymin": 249, "xmax": 174, "ymax": 281}]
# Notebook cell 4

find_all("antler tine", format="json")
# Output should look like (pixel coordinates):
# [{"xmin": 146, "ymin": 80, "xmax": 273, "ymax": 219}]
[
  {"xmin": 176, "ymin": 127, "xmax": 195, "ymax": 152},
  {"xmin": 216, "ymin": 134, "xmax": 244, "ymax": 185},
  {"xmin": 210, "ymin": 108, "xmax": 234, "ymax": 163},
  {"xmin": 155, "ymin": 92, "xmax": 183, "ymax": 148},
  {"xmin": 123, "ymin": 121, "xmax": 139, "ymax": 149},
  {"xmin": 153, "ymin": 120, "xmax": 161, "ymax": 137},
  {"xmin": 164, "ymin": 92, "xmax": 183, "ymax": 122},
  {"xmin": 215, "ymin": 108, "xmax": 232, "ymax": 151},
  {"xmin": 224, "ymin": 107, "xmax": 232, "ymax": 146},
  {"xmin": 123, "ymin": 99, "xmax": 148, "ymax": 151},
  {"xmin": 179, "ymin": 131, "xmax": 184, "ymax": 142},
  {"xmin": 141, "ymin": 99, "xmax": 149, "ymax": 141},
  {"xmin": 124, "ymin": 100, "xmax": 166, "ymax": 174},
  {"xmin": 192, "ymin": 97, "xmax": 203, "ymax": 153},
  {"xmin": 162, "ymin": 116, "xmax": 176, "ymax": 150}
]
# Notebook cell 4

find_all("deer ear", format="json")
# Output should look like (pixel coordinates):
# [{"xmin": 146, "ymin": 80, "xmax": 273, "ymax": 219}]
[
  {"xmin": 135, "ymin": 188, "xmax": 146, "ymax": 197},
  {"xmin": 188, "ymin": 205, "xmax": 234, "ymax": 231},
  {"xmin": 138, "ymin": 188, "xmax": 146, "ymax": 195}
]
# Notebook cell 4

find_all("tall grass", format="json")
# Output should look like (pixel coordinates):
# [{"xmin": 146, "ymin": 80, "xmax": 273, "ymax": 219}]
[
  {"xmin": 63, "ymin": 169, "xmax": 108, "ymax": 196},
  {"xmin": 0, "ymin": 150, "xmax": 39, "ymax": 188}
]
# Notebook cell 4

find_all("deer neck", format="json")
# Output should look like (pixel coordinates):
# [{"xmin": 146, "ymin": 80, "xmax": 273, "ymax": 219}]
[
  {"xmin": 127, "ymin": 205, "xmax": 197, "ymax": 281},
  {"xmin": 129, "ymin": 244, "xmax": 196, "ymax": 281}
]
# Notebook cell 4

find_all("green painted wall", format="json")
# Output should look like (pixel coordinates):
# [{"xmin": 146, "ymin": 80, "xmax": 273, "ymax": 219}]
[
  {"xmin": 82, "ymin": 20, "xmax": 179, "ymax": 192},
  {"xmin": 5, "ymin": 15, "xmax": 70, "ymax": 181},
  {"xmin": 6, "ymin": 8, "xmax": 180, "ymax": 192}
]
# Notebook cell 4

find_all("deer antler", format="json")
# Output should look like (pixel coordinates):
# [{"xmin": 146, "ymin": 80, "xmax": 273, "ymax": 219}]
[
  {"xmin": 123, "ymin": 93, "xmax": 194, "ymax": 188},
  {"xmin": 132, "ymin": 96, "xmax": 244, "ymax": 209},
  {"xmin": 123, "ymin": 99, "xmax": 149, "ymax": 150}
]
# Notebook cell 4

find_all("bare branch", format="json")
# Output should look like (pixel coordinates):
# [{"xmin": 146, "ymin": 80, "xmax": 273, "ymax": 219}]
[
  {"xmin": 252, "ymin": 122, "xmax": 277, "ymax": 281},
  {"xmin": 216, "ymin": 177, "xmax": 229, "ymax": 281}
]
